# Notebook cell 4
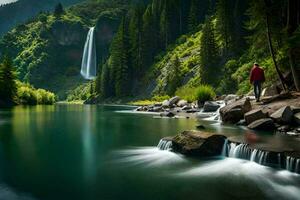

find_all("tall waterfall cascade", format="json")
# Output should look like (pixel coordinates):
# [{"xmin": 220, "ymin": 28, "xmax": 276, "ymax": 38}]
[{"xmin": 81, "ymin": 27, "xmax": 97, "ymax": 80}]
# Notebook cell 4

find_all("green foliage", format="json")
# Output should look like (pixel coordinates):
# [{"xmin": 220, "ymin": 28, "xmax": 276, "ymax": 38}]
[
  {"xmin": 16, "ymin": 81, "xmax": 56, "ymax": 105},
  {"xmin": 0, "ymin": 56, "xmax": 17, "ymax": 106},
  {"xmin": 67, "ymin": 82, "xmax": 93, "ymax": 101},
  {"xmin": 151, "ymin": 95, "xmax": 170, "ymax": 102},
  {"xmin": 175, "ymin": 84, "xmax": 215, "ymax": 103},
  {"xmin": 166, "ymin": 56, "xmax": 182, "ymax": 95},
  {"xmin": 175, "ymin": 85, "xmax": 198, "ymax": 102},
  {"xmin": 54, "ymin": 3, "xmax": 65, "ymax": 18},
  {"xmin": 200, "ymin": 17, "xmax": 220, "ymax": 86},
  {"xmin": 216, "ymin": 59, "xmax": 239, "ymax": 94},
  {"xmin": 195, "ymin": 85, "xmax": 216, "ymax": 103}
]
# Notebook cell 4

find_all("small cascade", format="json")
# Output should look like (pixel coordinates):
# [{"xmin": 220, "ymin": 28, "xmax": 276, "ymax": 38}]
[
  {"xmin": 81, "ymin": 27, "xmax": 97, "ymax": 80},
  {"xmin": 157, "ymin": 139, "xmax": 173, "ymax": 151},
  {"xmin": 223, "ymin": 141, "xmax": 269, "ymax": 166},
  {"xmin": 286, "ymin": 156, "xmax": 300, "ymax": 173},
  {"xmin": 221, "ymin": 139, "xmax": 228, "ymax": 157}
]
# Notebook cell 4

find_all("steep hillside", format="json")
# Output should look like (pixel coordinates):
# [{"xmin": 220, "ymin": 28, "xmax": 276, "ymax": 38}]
[
  {"xmin": 0, "ymin": 0, "xmax": 84, "ymax": 36},
  {"xmin": 0, "ymin": 0, "xmax": 129, "ymax": 98}
]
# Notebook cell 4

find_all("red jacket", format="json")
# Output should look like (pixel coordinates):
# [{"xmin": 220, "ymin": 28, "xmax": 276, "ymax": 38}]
[{"xmin": 250, "ymin": 66, "xmax": 265, "ymax": 83}]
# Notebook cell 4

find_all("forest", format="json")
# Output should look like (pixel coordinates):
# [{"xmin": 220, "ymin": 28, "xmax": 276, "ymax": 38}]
[{"xmin": 0, "ymin": 0, "xmax": 299, "ymax": 105}]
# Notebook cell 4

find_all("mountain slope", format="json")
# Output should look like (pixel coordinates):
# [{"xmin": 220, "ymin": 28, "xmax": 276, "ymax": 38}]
[
  {"xmin": 0, "ymin": 0, "xmax": 130, "ymax": 98},
  {"xmin": 0, "ymin": 0, "xmax": 84, "ymax": 36}
]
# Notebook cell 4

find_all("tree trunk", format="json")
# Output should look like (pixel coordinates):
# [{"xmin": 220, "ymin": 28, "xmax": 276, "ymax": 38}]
[
  {"xmin": 265, "ymin": 7, "xmax": 287, "ymax": 91},
  {"xmin": 286, "ymin": 0, "xmax": 300, "ymax": 91}
]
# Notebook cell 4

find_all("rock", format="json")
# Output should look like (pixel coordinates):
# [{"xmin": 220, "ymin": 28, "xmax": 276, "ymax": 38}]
[
  {"xmin": 236, "ymin": 119, "xmax": 246, "ymax": 126},
  {"xmin": 248, "ymin": 118, "xmax": 275, "ymax": 131},
  {"xmin": 169, "ymin": 96, "xmax": 181, "ymax": 106},
  {"xmin": 203, "ymin": 101, "xmax": 220, "ymax": 112},
  {"xmin": 162, "ymin": 100, "xmax": 170, "ymax": 108},
  {"xmin": 221, "ymin": 108, "xmax": 244, "ymax": 124},
  {"xmin": 160, "ymin": 112, "xmax": 175, "ymax": 118},
  {"xmin": 244, "ymin": 109, "xmax": 267, "ymax": 125},
  {"xmin": 196, "ymin": 125, "xmax": 206, "ymax": 130},
  {"xmin": 148, "ymin": 106, "xmax": 163, "ymax": 112},
  {"xmin": 224, "ymin": 94, "xmax": 238, "ymax": 103},
  {"xmin": 220, "ymin": 98, "xmax": 251, "ymax": 124},
  {"xmin": 262, "ymin": 85, "xmax": 280, "ymax": 97},
  {"xmin": 277, "ymin": 125, "xmax": 291, "ymax": 133},
  {"xmin": 177, "ymin": 100, "xmax": 188, "ymax": 107},
  {"xmin": 291, "ymin": 106, "xmax": 300, "ymax": 114},
  {"xmin": 172, "ymin": 131, "xmax": 226, "ymax": 156},
  {"xmin": 270, "ymin": 106, "xmax": 293, "ymax": 124},
  {"xmin": 186, "ymin": 109, "xmax": 200, "ymax": 113},
  {"xmin": 181, "ymin": 105, "xmax": 192, "ymax": 111},
  {"xmin": 136, "ymin": 106, "xmax": 148, "ymax": 112},
  {"xmin": 154, "ymin": 103, "xmax": 162, "ymax": 107},
  {"xmin": 294, "ymin": 113, "xmax": 300, "ymax": 125}
]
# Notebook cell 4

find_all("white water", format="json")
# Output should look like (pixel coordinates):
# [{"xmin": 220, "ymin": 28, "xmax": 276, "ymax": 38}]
[
  {"xmin": 223, "ymin": 142, "xmax": 269, "ymax": 166},
  {"xmin": 286, "ymin": 156, "xmax": 300, "ymax": 173},
  {"xmin": 157, "ymin": 139, "xmax": 173, "ymax": 150},
  {"xmin": 81, "ymin": 27, "xmax": 97, "ymax": 80},
  {"xmin": 177, "ymin": 158, "xmax": 300, "ymax": 200}
]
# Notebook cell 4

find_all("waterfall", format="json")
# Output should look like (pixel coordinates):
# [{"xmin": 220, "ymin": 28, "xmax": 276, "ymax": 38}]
[
  {"xmin": 157, "ymin": 139, "xmax": 173, "ymax": 151},
  {"xmin": 223, "ymin": 142, "xmax": 269, "ymax": 166},
  {"xmin": 286, "ymin": 156, "xmax": 300, "ymax": 173},
  {"xmin": 221, "ymin": 139, "xmax": 228, "ymax": 157},
  {"xmin": 81, "ymin": 27, "xmax": 97, "ymax": 80}
]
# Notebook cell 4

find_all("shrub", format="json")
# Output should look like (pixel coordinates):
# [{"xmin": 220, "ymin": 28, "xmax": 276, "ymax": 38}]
[
  {"xmin": 175, "ymin": 86, "xmax": 197, "ymax": 102},
  {"xmin": 151, "ymin": 95, "xmax": 170, "ymax": 102},
  {"xmin": 15, "ymin": 81, "xmax": 56, "ymax": 105},
  {"xmin": 195, "ymin": 85, "xmax": 216, "ymax": 103}
]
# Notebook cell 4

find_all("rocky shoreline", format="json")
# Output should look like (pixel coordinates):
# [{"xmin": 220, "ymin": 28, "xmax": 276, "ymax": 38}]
[
  {"xmin": 135, "ymin": 92, "xmax": 300, "ymax": 135},
  {"xmin": 149, "ymin": 92, "xmax": 300, "ymax": 173}
]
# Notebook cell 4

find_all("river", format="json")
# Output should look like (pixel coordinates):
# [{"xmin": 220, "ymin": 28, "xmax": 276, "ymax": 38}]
[{"xmin": 0, "ymin": 105, "xmax": 299, "ymax": 200}]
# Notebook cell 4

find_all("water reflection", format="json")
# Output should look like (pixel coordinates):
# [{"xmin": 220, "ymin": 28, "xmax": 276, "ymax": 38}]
[{"xmin": 81, "ymin": 106, "xmax": 97, "ymax": 183}]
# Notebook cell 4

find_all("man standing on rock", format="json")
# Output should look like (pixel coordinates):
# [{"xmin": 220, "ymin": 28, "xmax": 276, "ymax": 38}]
[{"xmin": 250, "ymin": 63, "xmax": 265, "ymax": 102}]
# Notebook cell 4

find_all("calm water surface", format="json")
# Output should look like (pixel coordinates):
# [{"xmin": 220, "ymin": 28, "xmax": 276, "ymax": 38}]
[{"xmin": 0, "ymin": 105, "xmax": 299, "ymax": 200}]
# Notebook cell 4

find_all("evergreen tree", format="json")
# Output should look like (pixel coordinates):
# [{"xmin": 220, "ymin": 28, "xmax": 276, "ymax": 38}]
[
  {"xmin": 100, "ymin": 63, "xmax": 111, "ymax": 98},
  {"xmin": 200, "ymin": 17, "xmax": 220, "ymax": 86},
  {"xmin": 110, "ymin": 16, "xmax": 131, "ymax": 97},
  {"xmin": 129, "ymin": 5, "xmax": 145, "ymax": 76},
  {"xmin": 166, "ymin": 55, "xmax": 182, "ymax": 95},
  {"xmin": 188, "ymin": 0, "xmax": 199, "ymax": 32},
  {"xmin": 54, "ymin": 3, "xmax": 64, "ymax": 18},
  {"xmin": 0, "ymin": 56, "xmax": 17, "ymax": 106}
]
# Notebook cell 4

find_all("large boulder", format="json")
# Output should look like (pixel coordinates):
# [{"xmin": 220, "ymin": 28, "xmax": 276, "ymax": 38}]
[
  {"xmin": 294, "ymin": 113, "xmax": 300, "ymax": 125},
  {"xmin": 162, "ymin": 100, "xmax": 170, "ymax": 108},
  {"xmin": 248, "ymin": 118, "xmax": 275, "ymax": 131},
  {"xmin": 169, "ymin": 96, "xmax": 181, "ymax": 106},
  {"xmin": 203, "ymin": 101, "xmax": 220, "ymax": 112},
  {"xmin": 177, "ymin": 100, "xmax": 188, "ymax": 107},
  {"xmin": 270, "ymin": 106, "xmax": 293, "ymax": 124},
  {"xmin": 220, "ymin": 98, "xmax": 252, "ymax": 124},
  {"xmin": 244, "ymin": 109, "xmax": 267, "ymax": 125},
  {"xmin": 172, "ymin": 131, "xmax": 226, "ymax": 157}
]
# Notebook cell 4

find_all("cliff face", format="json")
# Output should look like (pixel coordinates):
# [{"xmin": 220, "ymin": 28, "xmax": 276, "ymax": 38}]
[{"xmin": 0, "ymin": 1, "xmax": 125, "ymax": 99}]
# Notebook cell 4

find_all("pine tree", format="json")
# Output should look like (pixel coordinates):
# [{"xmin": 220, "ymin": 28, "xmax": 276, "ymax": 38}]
[
  {"xmin": 0, "ymin": 56, "xmax": 17, "ymax": 107},
  {"xmin": 200, "ymin": 17, "xmax": 220, "ymax": 86},
  {"xmin": 129, "ymin": 5, "xmax": 144, "ymax": 77},
  {"xmin": 166, "ymin": 55, "xmax": 182, "ymax": 95},
  {"xmin": 110, "ymin": 16, "xmax": 131, "ymax": 97},
  {"xmin": 100, "ymin": 63, "xmax": 110, "ymax": 98},
  {"xmin": 54, "ymin": 3, "xmax": 64, "ymax": 18},
  {"xmin": 188, "ymin": 0, "xmax": 199, "ymax": 32}
]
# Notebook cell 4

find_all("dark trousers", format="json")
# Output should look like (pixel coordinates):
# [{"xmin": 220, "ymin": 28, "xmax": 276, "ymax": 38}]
[{"xmin": 253, "ymin": 81, "xmax": 262, "ymax": 101}]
